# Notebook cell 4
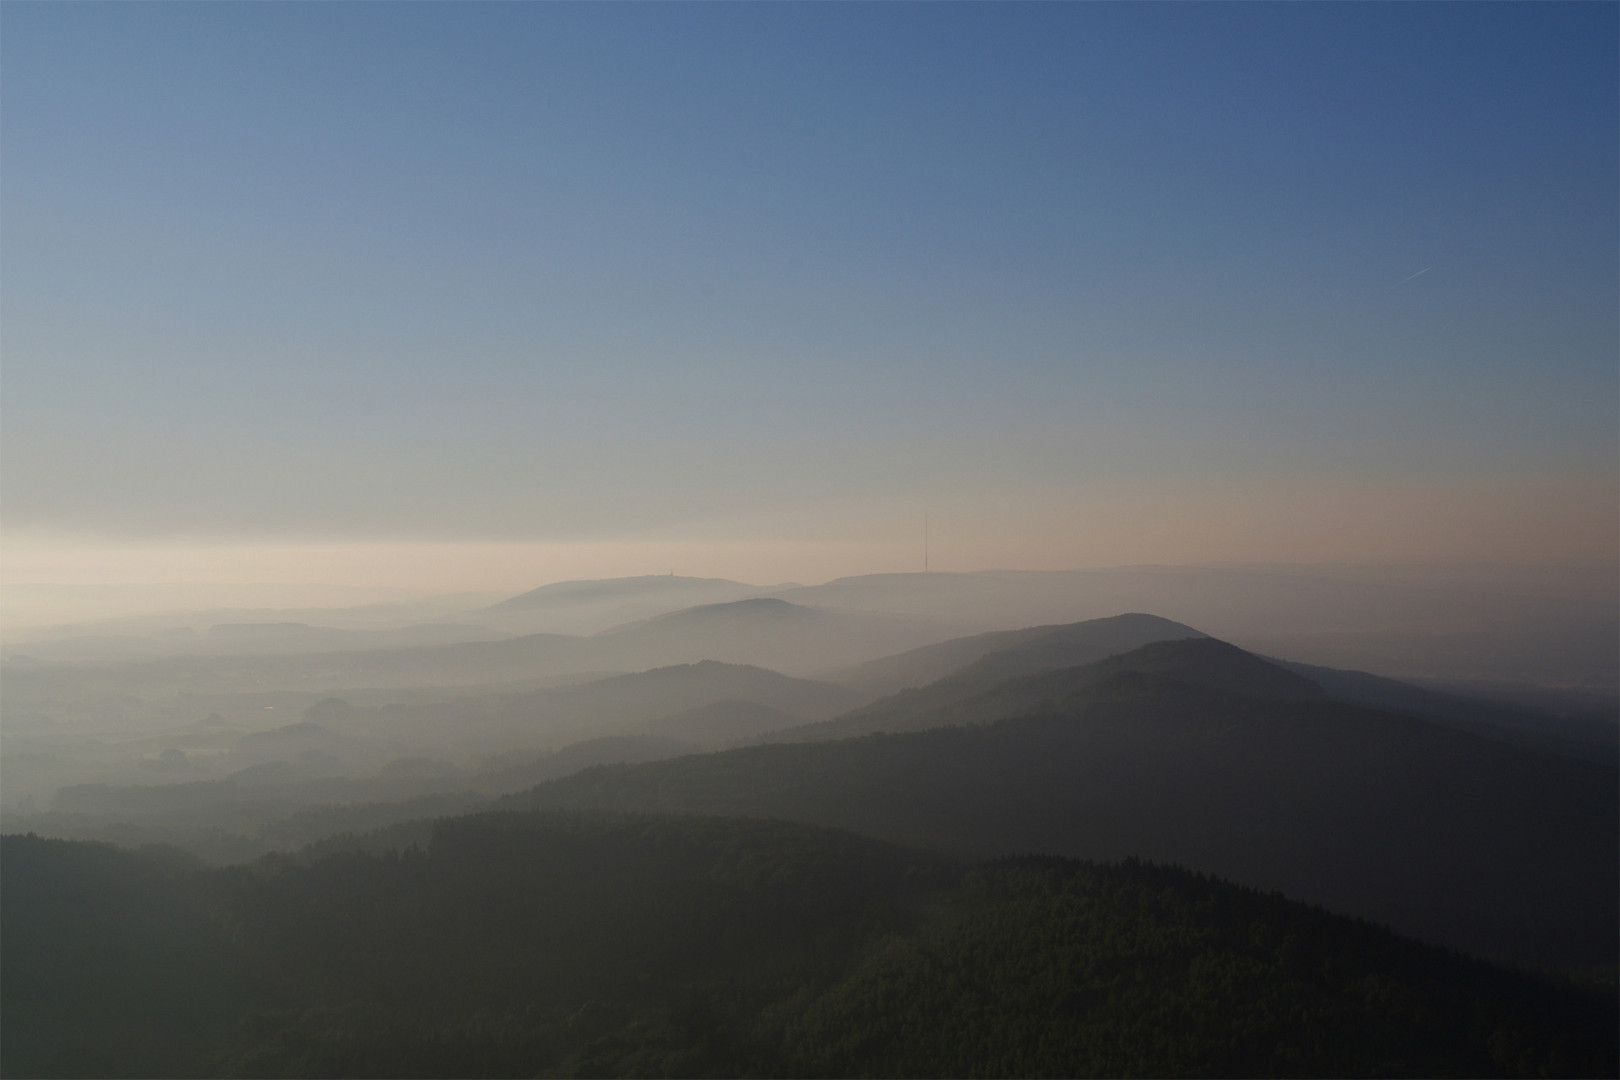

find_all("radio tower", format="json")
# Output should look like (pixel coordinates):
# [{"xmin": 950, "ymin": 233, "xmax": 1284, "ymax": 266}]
[{"xmin": 924, "ymin": 510, "xmax": 929, "ymax": 573}]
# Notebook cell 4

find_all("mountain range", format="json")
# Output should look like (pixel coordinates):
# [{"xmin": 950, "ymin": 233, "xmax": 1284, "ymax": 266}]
[{"xmin": 504, "ymin": 636, "xmax": 1617, "ymax": 969}]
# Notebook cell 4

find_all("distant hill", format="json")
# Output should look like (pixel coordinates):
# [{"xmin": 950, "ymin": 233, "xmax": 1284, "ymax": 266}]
[
  {"xmin": 773, "ymin": 566, "xmax": 1619, "ymax": 689},
  {"xmin": 4, "ymin": 817, "xmax": 1614, "ymax": 1078},
  {"xmin": 808, "ymin": 614, "xmax": 1615, "ymax": 760},
  {"xmin": 587, "ymin": 597, "xmax": 954, "ymax": 676},
  {"xmin": 1276, "ymin": 658, "xmax": 1619, "ymax": 764},
  {"xmin": 828, "ymin": 611, "xmax": 1206, "ymax": 695},
  {"xmin": 493, "ymin": 574, "xmax": 766, "ymax": 610},
  {"xmin": 791, "ymin": 637, "xmax": 1322, "ymax": 743},
  {"xmin": 507, "ymin": 641, "xmax": 1620, "ymax": 969},
  {"xmin": 54, "ymin": 657, "xmax": 859, "ymax": 780},
  {"xmin": 364, "ymin": 658, "xmax": 861, "ymax": 753},
  {"xmin": 22, "ymin": 660, "xmax": 863, "ymax": 860},
  {"xmin": 470, "ymin": 734, "xmax": 700, "ymax": 793},
  {"xmin": 2, "ymin": 598, "xmax": 949, "ymax": 702},
  {"xmin": 795, "ymin": 615, "xmax": 1210, "ymax": 739},
  {"xmin": 481, "ymin": 575, "xmax": 774, "ymax": 635}
]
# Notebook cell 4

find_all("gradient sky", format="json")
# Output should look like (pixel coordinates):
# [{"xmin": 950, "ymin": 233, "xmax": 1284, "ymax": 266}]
[{"xmin": 3, "ymin": 3, "xmax": 1616, "ymax": 590}]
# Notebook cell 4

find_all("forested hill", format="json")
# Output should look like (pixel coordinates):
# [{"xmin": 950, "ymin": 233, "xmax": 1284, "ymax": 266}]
[
  {"xmin": 507, "ymin": 656, "xmax": 1618, "ymax": 970},
  {"xmin": 791, "ymin": 635, "xmax": 1319, "ymax": 741},
  {"xmin": 3, "ymin": 816, "xmax": 1615, "ymax": 1078},
  {"xmin": 826, "ymin": 612, "xmax": 1207, "ymax": 696}
]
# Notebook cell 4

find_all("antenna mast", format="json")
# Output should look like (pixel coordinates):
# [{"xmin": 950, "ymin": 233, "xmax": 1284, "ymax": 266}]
[{"xmin": 924, "ymin": 509, "xmax": 929, "ymax": 573}]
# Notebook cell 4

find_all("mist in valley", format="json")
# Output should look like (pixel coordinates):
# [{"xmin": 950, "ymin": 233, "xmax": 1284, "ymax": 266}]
[{"xmin": 3, "ymin": 3, "xmax": 1616, "ymax": 1077}]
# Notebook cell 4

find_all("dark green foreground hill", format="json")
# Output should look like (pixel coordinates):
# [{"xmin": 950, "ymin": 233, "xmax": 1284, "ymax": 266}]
[{"xmin": 4, "ymin": 815, "xmax": 1615, "ymax": 1079}]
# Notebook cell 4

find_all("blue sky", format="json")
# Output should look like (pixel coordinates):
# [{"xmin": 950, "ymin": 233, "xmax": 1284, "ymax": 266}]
[{"xmin": 3, "ymin": 3, "xmax": 1615, "ymax": 583}]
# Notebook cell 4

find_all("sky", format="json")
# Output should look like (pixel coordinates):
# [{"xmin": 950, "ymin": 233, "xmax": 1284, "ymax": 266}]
[{"xmin": 3, "ymin": 3, "xmax": 1616, "ymax": 599}]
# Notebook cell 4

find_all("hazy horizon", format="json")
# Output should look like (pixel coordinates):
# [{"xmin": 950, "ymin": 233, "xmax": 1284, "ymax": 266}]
[
  {"xmin": 6, "ymin": 547, "xmax": 1617, "ymax": 633},
  {"xmin": 4, "ymin": 8, "xmax": 1616, "ymax": 1072},
  {"xmin": 3, "ymin": 4, "xmax": 1614, "ymax": 620}
]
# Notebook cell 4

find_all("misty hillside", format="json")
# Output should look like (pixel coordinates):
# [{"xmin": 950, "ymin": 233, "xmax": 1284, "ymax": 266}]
[
  {"xmin": 1, "ymin": 598, "xmax": 949, "ymax": 707},
  {"xmin": 11, "ymin": 565, "xmax": 1611, "ymax": 691},
  {"xmin": 12, "ymin": 660, "xmax": 860, "ymax": 859},
  {"xmin": 801, "ymin": 614, "xmax": 1210, "ymax": 738},
  {"xmin": 643, "ymin": 698, "xmax": 809, "ymax": 745},
  {"xmin": 495, "ymin": 574, "xmax": 765, "ymax": 610},
  {"xmin": 5, "ymin": 816, "xmax": 1614, "ymax": 1079},
  {"xmin": 1275, "ymin": 658, "xmax": 1619, "ymax": 764},
  {"xmin": 774, "ymin": 566, "xmax": 1619, "ymax": 689},
  {"xmin": 283, "ymin": 659, "xmax": 861, "ymax": 760},
  {"xmin": 588, "ymin": 597, "xmax": 954, "ymax": 676},
  {"xmin": 789, "ymin": 637, "xmax": 1322, "ymax": 742},
  {"xmin": 800, "ymin": 616, "xmax": 1613, "ymax": 759},
  {"xmin": 480, "ymin": 574, "xmax": 775, "ymax": 635},
  {"xmin": 11, "ymin": 614, "xmax": 1609, "ymax": 865},
  {"xmin": 506, "ymin": 642, "xmax": 1619, "ymax": 969},
  {"xmin": 827, "ymin": 611, "xmax": 1206, "ymax": 695}
]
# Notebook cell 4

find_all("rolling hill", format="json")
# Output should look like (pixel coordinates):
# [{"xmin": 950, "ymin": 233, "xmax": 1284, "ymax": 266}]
[
  {"xmin": 506, "ymin": 639, "xmax": 1620, "ymax": 969},
  {"xmin": 15, "ymin": 661, "xmax": 860, "ymax": 861},
  {"xmin": 588, "ymin": 597, "xmax": 953, "ymax": 676},
  {"xmin": 1, "ymin": 598, "xmax": 948, "ymax": 705},
  {"xmin": 479, "ymin": 574, "xmax": 774, "ymax": 635},
  {"xmin": 826, "ymin": 611, "xmax": 1206, "ymax": 696},
  {"xmin": 798, "ymin": 614, "xmax": 1211, "ymax": 739},
  {"xmin": 800, "ymin": 614, "xmax": 1615, "ymax": 759}
]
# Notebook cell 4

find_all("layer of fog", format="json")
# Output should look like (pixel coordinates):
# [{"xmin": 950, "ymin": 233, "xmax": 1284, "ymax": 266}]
[
  {"xmin": 9, "ymin": 564, "xmax": 1614, "ymax": 687},
  {"xmin": 3, "ymin": 565, "xmax": 1613, "ymax": 854}
]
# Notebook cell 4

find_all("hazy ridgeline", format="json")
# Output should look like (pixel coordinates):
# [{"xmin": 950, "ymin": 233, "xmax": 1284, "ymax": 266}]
[{"xmin": 2, "ymin": 574, "xmax": 1616, "ymax": 1077}]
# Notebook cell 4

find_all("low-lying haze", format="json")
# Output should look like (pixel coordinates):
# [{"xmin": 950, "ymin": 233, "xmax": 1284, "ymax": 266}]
[{"xmin": 3, "ymin": 7, "xmax": 1616, "ymax": 1077}]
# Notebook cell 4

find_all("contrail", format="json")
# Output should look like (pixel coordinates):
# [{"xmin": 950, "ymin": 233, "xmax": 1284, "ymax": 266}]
[{"xmin": 1396, "ymin": 266, "xmax": 1432, "ymax": 285}]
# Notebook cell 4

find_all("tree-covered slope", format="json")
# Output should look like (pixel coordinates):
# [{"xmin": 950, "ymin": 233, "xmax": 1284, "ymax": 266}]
[
  {"xmin": 825, "ymin": 612, "xmax": 1206, "ymax": 697},
  {"xmin": 812, "ymin": 616, "xmax": 1615, "ymax": 762},
  {"xmin": 508, "ymin": 660, "xmax": 1618, "ymax": 969},
  {"xmin": 3, "ymin": 816, "xmax": 1614, "ymax": 1078},
  {"xmin": 804, "ymin": 614, "xmax": 1207, "ymax": 737},
  {"xmin": 790, "ymin": 636, "xmax": 1317, "ymax": 741},
  {"xmin": 785, "ymin": 858, "xmax": 1617, "ymax": 1079}
]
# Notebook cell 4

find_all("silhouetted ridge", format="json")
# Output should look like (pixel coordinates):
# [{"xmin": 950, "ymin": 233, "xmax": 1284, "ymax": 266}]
[
  {"xmin": 832, "ymin": 612, "xmax": 1205, "ymax": 697},
  {"xmin": 788, "ymin": 621, "xmax": 1288, "ymax": 741},
  {"xmin": 509, "ymin": 661, "xmax": 1618, "ymax": 969},
  {"xmin": 798, "ymin": 613, "xmax": 1208, "ymax": 740},
  {"xmin": 1079, "ymin": 637, "xmax": 1327, "ymax": 701},
  {"xmin": 948, "ymin": 613, "xmax": 1209, "ymax": 687},
  {"xmin": 906, "ymin": 638, "xmax": 1326, "ymax": 737}
]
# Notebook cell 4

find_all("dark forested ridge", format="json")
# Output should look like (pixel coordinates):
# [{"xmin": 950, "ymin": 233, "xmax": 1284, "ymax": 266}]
[
  {"xmin": 508, "ymin": 642, "xmax": 1619, "ymax": 970},
  {"xmin": 824, "ymin": 611, "xmax": 1207, "ymax": 696},
  {"xmin": 789, "ymin": 634, "xmax": 1317, "ymax": 741},
  {"xmin": 3, "ymin": 816, "xmax": 1614, "ymax": 1079}
]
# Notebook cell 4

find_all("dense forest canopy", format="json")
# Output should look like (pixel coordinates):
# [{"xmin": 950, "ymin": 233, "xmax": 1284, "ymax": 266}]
[{"xmin": 4, "ymin": 815, "xmax": 1615, "ymax": 1079}]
